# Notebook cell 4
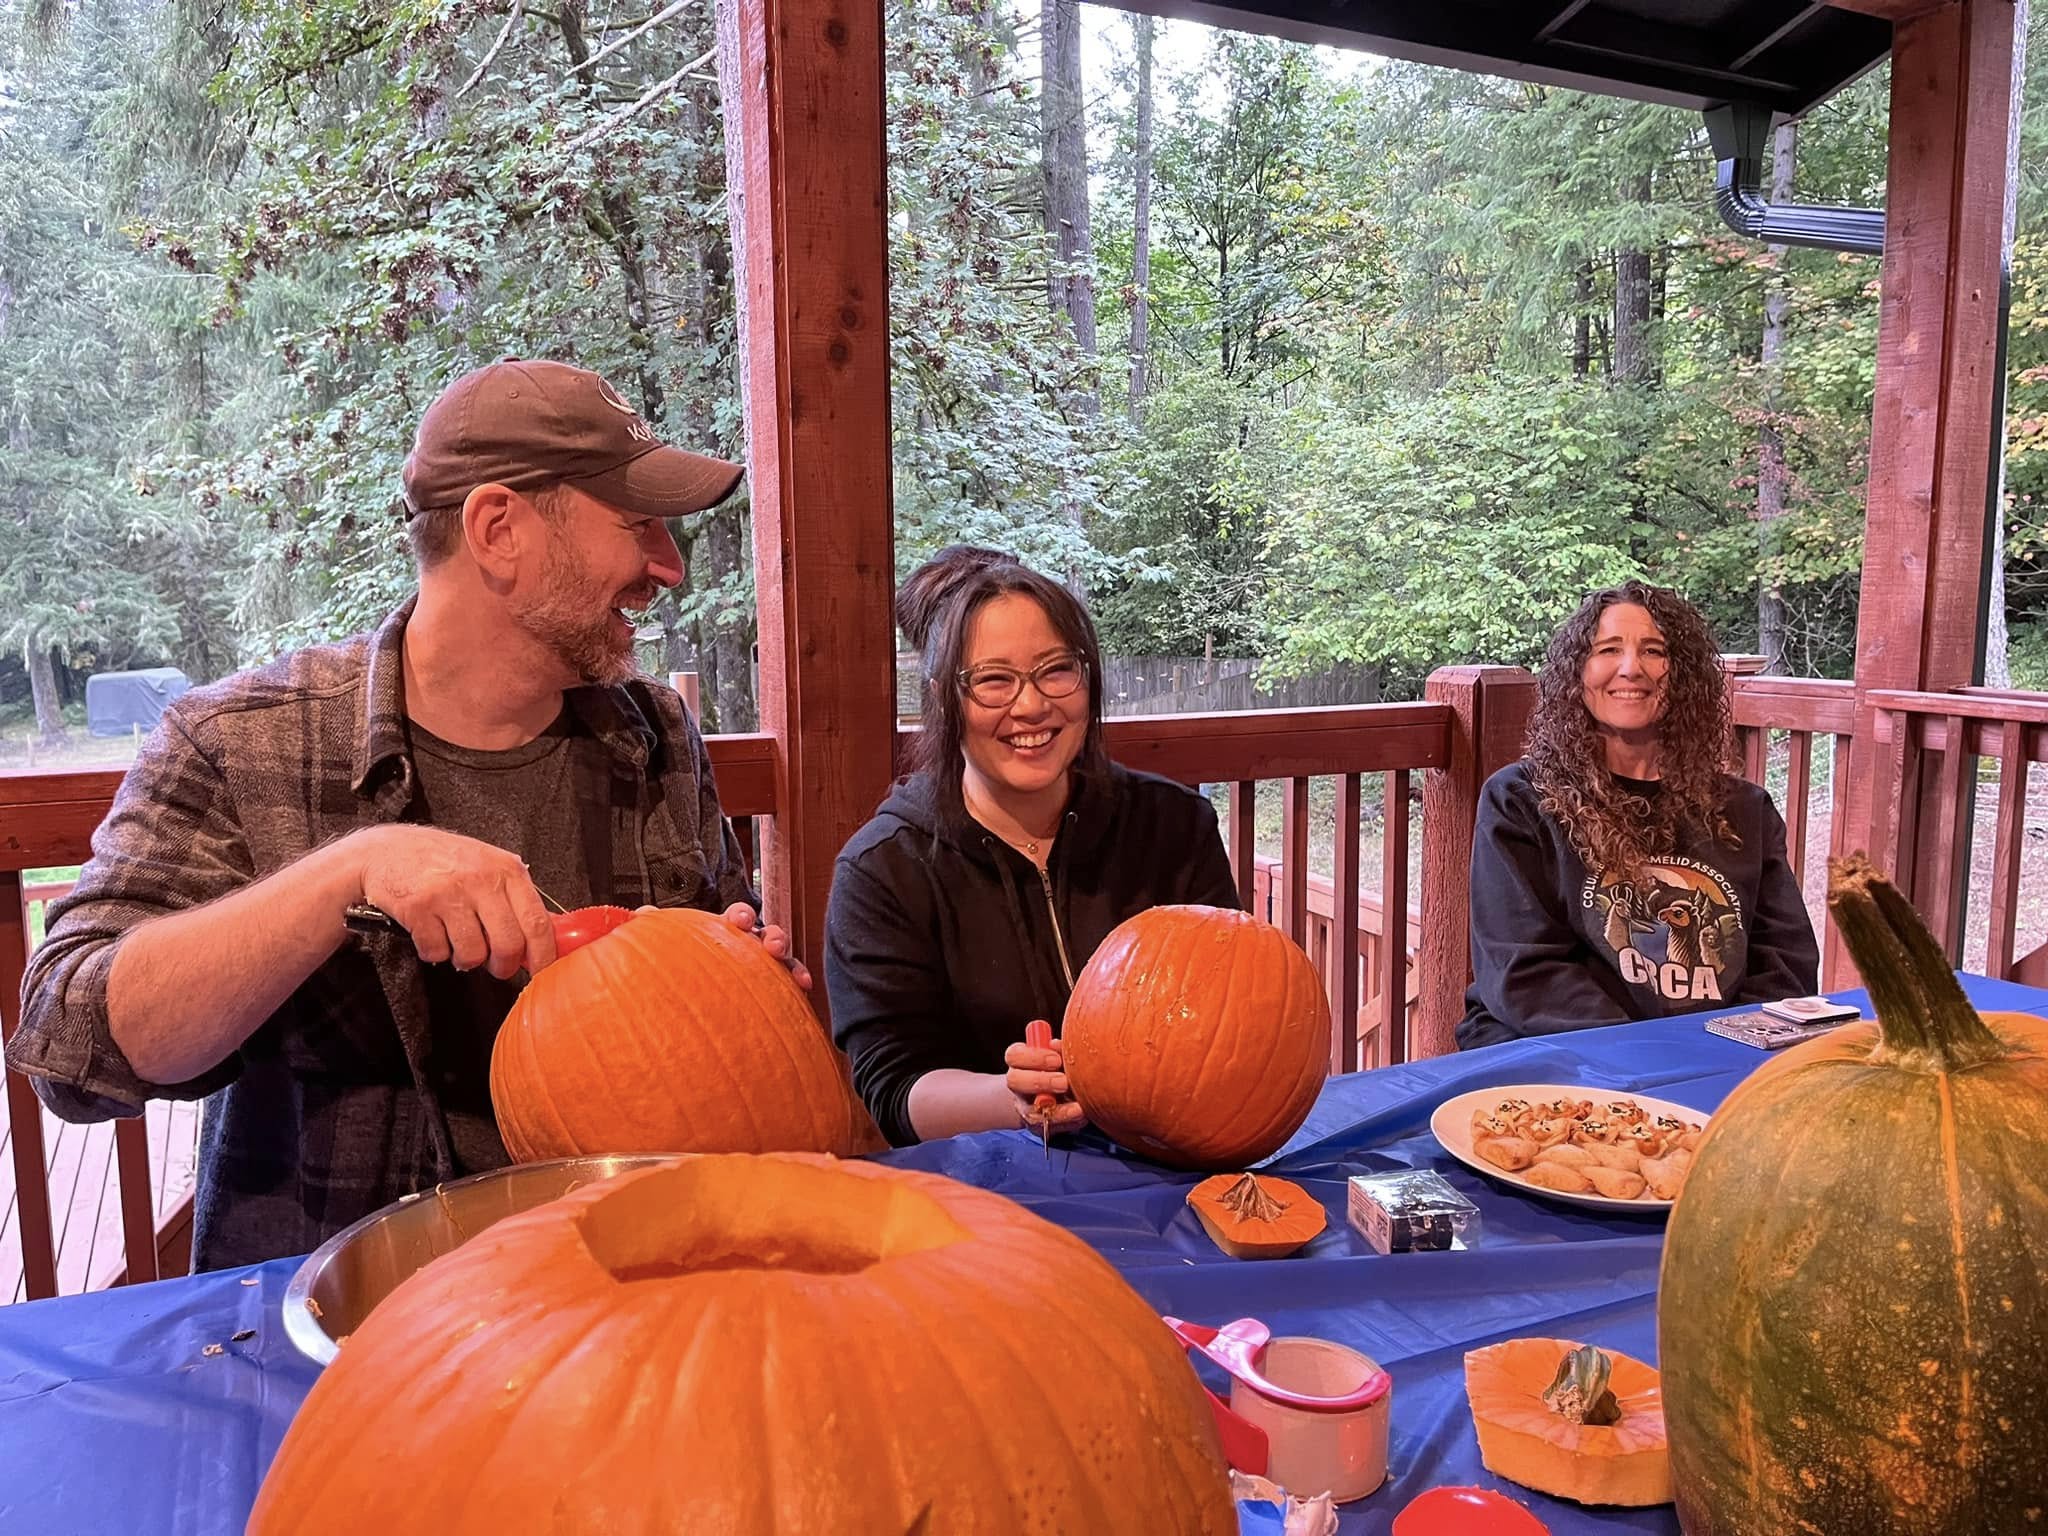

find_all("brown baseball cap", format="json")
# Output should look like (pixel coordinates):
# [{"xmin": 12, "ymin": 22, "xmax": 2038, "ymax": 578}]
[{"xmin": 401, "ymin": 359, "xmax": 743, "ymax": 519}]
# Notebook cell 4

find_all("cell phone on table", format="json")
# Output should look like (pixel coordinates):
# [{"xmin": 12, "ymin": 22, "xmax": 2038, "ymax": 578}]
[
  {"xmin": 1759, "ymin": 995, "xmax": 1862, "ymax": 1025},
  {"xmin": 1705, "ymin": 1008, "xmax": 1856, "ymax": 1050}
]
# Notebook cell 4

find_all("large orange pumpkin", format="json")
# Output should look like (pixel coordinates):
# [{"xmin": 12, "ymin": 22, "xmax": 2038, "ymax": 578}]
[
  {"xmin": 1063, "ymin": 904, "xmax": 1328, "ymax": 1169},
  {"xmin": 1660, "ymin": 855, "xmax": 2048, "ymax": 1535},
  {"xmin": 490, "ymin": 907, "xmax": 884, "ymax": 1161},
  {"xmin": 248, "ymin": 1155, "xmax": 1238, "ymax": 1534}
]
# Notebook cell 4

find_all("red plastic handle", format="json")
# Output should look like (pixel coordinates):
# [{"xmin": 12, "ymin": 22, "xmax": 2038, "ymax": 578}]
[{"xmin": 1023, "ymin": 1019, "xmax": 1057, "ymax": 1116}]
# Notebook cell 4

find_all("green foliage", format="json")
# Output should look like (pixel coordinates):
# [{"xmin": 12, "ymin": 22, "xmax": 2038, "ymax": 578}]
[
  {"xmin": 1263, "ymin": 380, "xmax": 1649, "ymax": 688},
  {"xmin": 8, "ymin": 0, "xmax": 2048, "ymax": 719}
]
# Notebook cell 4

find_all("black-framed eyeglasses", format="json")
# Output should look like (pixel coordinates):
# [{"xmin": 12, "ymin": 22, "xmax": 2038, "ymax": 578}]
[{"xmin": 957, "ymin": 654, "xmax": 1089, "ymax": 710}]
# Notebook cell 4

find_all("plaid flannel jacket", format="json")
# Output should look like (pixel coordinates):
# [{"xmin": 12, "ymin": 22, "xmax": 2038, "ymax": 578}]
[{"xmin": 6, "ymin": 600, "xmax": 754, "ymax": 1271}]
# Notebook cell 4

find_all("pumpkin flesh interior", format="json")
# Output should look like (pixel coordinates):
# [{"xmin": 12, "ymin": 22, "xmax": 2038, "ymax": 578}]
[{"xmin": 574, "ymin": 1155, "xmax": 969, "ymax": 1280}]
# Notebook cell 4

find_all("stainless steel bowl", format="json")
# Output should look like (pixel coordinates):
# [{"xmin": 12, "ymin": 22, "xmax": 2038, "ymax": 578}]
[{"xmin": 283, "ymin": 1154, "xmax": 678, "ymax": 1366}]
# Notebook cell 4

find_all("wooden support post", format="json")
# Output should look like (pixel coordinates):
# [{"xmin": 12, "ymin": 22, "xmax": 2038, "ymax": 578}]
[
  {"xmin": 2, "ymin": 870, "xmax": 59, "ymax": 1301},
  {"xmin": 1416, "ymin": 666, "xmax": 1536, "ymax": 1060},
  {"xmin": 1842, "ymin": 0, "xmax": 2022, "ymax": 944},
  {"xmin": 721, "ymin": 0, "xmax": 898, "ymax": 990}
]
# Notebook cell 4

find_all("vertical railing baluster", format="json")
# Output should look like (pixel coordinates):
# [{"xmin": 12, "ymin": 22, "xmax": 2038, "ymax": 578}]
[
  {"xmin": 1380, "ymin": 769, "xmax": 1411, "ymax": 1068},
  {"xmin": 2, "ymin": 869, "xmax": 60, "ymax": 1301},
  {"xmin": 1230, "ymin": 780, "xmax": 1257, "ymax": 913},
  {"xmin": 1783, "ymin": 730, "xmax": 1812, "ymax": 886},
  {"xmin": 1283, "ymin": 777, "xmax": 1310, "ymax": 947},
  {"xmin": 1987, "ymin": 718, "xmax": 2031, "ymax": 979},
  {"xmin": 1332, "ymin": 773, "xmax": 1362, "ymax": 1073}
]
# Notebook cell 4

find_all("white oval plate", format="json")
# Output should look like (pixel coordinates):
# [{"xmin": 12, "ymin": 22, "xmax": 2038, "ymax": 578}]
[{"xmin": 1429, "ymin": 1082, "xmax": 1711, "ymax": 1213}]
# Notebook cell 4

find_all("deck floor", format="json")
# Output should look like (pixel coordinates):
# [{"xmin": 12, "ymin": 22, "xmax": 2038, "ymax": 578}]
[{"xmin": 1, "ymin": 1098, "xmax": 200, "ymax": 1304}]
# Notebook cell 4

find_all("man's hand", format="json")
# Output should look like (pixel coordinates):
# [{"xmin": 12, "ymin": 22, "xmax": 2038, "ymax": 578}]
[
  {"xmin": 721, "ymin": 901, "xmax": 814, "ymax": 992},
  {"xmin": 356, "ymin": 825, "xmax": 557, "ymax": 979}
]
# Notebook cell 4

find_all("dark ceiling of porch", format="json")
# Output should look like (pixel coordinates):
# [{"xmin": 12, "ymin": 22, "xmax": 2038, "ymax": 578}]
[{"xmin": 1112, "ymin": 0, "xmax": 1893, "ymax": 115}]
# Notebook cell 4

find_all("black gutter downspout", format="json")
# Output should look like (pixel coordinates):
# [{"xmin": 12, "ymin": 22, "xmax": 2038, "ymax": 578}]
[{"xmin": 1705, "ymin": 102, "xmax": 1886, "ymax": 256}]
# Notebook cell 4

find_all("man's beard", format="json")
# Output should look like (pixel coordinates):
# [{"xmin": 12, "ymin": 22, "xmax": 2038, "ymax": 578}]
[{"xmin": 515, "ymin": 541, "xmax": 650, "ymax": 687}]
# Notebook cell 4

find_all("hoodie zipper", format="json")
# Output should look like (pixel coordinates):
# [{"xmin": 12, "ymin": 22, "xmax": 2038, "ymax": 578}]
[{"xmin": 1039, "ymin": 862, "xmax": 1076, "ymax": 990}]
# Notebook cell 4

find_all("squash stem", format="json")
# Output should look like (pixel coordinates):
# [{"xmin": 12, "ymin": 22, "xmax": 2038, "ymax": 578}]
[
  {"xmin": 1826, "ymin": 855, "xmax": 2003, "ymax": 1071},
  {"xmin": 1542, "ymin": 1344, "xmax": 1622, "ymax": 1426}
]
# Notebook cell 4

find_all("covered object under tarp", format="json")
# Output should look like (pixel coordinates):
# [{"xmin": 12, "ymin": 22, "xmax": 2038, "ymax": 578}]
[{"xmin": 86, "ymin": 668, "xmax": 191, "ymax": 737}]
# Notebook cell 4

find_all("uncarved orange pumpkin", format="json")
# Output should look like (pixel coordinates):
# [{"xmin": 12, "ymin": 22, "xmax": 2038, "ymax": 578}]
[
  {"xmin": 1465, "ymin": 1338, "xmax": 1671, "ymax": 1507},
  {"xmin": 248, "ymin": 1155, "xmax": 1239, "ymax": 1535},
  {"xmin": 490, "ymin": 907, "xmax": 884, "ymax": 1161},
  {"xmin": 1063, "ymin": 904, "xmax": 1328, "ymax": 1169},
  {"xmin": 1660, "ymin": 856, "xmax": 2048, "ymax": 1535}
]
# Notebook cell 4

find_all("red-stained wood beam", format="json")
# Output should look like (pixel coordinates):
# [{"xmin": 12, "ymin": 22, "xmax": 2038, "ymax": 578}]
[
  {"xmin": 1416, "ymin": 666, "xmax": 1536, "ymax": 1059},
  {"xmin": 726, "ymin": 0, "xmax": 898, "ymax": 989},
  {"xmin": 1841, "ymin": 0, "xmax": 2021, "ymax": 942}
]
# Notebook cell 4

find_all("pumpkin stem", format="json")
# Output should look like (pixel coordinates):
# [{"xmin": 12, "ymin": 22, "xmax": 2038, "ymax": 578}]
[
  {"xmin": 1219, "ymin": 1173, "xmax": 1286, "ymax": 1224},
  {"xmin": 1542, "ymin": 1344, "xmax": 1623, "ymax": 1426},
  {"xmin": 1826, "ymin": 855, "xmax": 2003, "ymax": 1071}
]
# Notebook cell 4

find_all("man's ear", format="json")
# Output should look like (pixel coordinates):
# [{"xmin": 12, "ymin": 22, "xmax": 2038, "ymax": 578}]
[{"xmin": 462, "ymin": 483, "xmax": 532, "ymax": 578}]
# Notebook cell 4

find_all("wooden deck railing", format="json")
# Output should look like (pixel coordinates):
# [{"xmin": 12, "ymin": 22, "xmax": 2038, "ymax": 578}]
[
  {"xmin": 3, "ymin": 696, "xmax": 1496, "ymax": 1302},
  {"xmin": 1727, "ymin": 675, "xmax": 1859, "ymax": 985},
  {"xmin": 1101, "ymin": 700, "xmax": 1459, "ymax": 1074},
  {"xmin": 1859, "ymin": 687, "xmax": 2048, "ymax": 984},
  {"xmin": 43, "ymin": 667, "xmax": 2022, "ymax": 1305},
  {"xmin": 0, "ymin": 735, "xmax": 780, "ymax": 1304}
]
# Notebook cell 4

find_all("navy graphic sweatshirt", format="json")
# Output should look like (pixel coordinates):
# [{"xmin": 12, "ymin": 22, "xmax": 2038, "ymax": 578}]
[{"xmin": 1458, "ymin": 762, "xmax": 1819, "ymax": 1050}]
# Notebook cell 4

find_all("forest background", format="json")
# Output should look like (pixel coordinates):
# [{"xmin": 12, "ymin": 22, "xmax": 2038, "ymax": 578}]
[{"xmin": 4, "ymin": 0, "xmax": 2047, "ymax": 750}]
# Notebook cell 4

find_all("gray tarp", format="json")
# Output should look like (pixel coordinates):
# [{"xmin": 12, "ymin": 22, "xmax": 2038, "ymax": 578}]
[{"xmin": 86, "ymin": 667, "xmax": 191, "ymax": 737}]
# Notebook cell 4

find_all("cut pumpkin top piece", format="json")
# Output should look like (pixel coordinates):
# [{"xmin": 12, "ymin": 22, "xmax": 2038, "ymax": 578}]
[
  {"xmin": 1186, "ymin": 1172, "xmax": 1327, "ymax": 1260},
  {"xmin": 1464, "ymin": 1338, "xmax": 1671, "ymax": 1508}
]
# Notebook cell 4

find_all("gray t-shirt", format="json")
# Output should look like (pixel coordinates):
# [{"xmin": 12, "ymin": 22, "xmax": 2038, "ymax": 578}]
[{"xmin": 407, "ymin": 709, "xmax": 596, "ymax": 1173}]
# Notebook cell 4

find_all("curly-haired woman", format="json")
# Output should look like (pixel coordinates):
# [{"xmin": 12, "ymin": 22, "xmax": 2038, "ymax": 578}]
[{"xmin": 1458, "ymin": 580, "xmax": 1818, "ymax": 1049}]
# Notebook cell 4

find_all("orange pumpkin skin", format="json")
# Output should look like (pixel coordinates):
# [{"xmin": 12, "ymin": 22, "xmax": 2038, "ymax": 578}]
[
  {"xmin": 490, "ymin": 907, "xmax": 884, "ymax": 1161},
  {"xmin": 248, "ymin": 1156, "xmax": 1238, "ymax": 1535},
  {"xmin": 1063, "ymin": 905, "xmax": 1328, "ymax": 1169},
  {"xmin": 1465, "ymin": 1339, "xmax": 1669, "ymax": 1507},
  {"xmin": 1659, "ymin": 1010, "xmax": 2048, "ymax": 1536}
]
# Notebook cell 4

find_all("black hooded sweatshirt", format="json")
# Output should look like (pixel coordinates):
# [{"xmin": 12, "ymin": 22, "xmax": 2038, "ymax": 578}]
[{"xmin": 825, "ymin": 764, "xmax": 1240, "ymax": 1145}]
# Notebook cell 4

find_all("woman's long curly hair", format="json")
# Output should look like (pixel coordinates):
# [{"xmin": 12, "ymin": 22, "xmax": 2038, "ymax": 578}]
[{"xmin": 1523, "ymin": 580, "xmax": 1735, "ymax": 882}]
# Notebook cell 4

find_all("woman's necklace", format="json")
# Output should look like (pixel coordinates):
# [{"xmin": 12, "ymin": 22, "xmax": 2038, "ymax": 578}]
[{"xmin": 965, "ymin": 780, "xmax": 1060, "ymax": 864}]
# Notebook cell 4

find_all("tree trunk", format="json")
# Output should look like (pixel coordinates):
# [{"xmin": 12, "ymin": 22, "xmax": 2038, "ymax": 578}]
[
  {"xmin": 26, "ymin": 638, "xmax": 67, "ymax": 746},
  {"xmin": 1041, "ymin": 0, "xmax": 1093, "ymax": 595},
  {"xmin": 1572, "ymin": 260, "xmax": 1593, "ymax": 377},
  {"xmin": 1757, "ymin": 121, "xmax": 1796, "ymax": 674},
  {"xmin": 558, "ymin": 7, "xmax": 667, "ymax": 423},
  {"xmin": 1127, "ymin": 12, "xmax": 1154, "ymax": 425},
  {"xmin": 1613, "ymin": 173, "xmax": 1654, "ymax": 387},
  {"xmin": 1041, "ymin": 0, "xmax": 1096, "ymax": 372}
]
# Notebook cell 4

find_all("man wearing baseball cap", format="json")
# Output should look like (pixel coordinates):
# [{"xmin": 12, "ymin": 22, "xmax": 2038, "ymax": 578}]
[{"xmin": 10, "ymin": 360, "xmax": 794, "ymax": 1271}]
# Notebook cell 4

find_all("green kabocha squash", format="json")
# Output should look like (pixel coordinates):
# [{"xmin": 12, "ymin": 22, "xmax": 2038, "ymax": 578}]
[{"xmin": 1659, "ymin": 854, "xmax": 2048, "ymax": 1535}]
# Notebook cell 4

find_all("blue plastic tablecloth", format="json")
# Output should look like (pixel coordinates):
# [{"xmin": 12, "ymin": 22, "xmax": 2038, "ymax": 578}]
[{"xmin": 4, "ymin": 974, "xmax": 2040, "ymax": 1535}]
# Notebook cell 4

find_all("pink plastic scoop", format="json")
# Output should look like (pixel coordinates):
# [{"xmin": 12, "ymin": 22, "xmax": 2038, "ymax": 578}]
[{"xmin": 1164, "ymin": 1316, "xmax": 1391, "ymax": 1412}]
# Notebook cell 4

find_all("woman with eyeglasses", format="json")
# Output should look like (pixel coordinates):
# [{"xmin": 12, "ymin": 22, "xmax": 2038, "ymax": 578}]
[
  {"xmin": 825, "ymin": 546, "xmax": 1240, "ymax": 1145},
  {"xmin": 1459, "ymin": 580, "xmax": 1818, "ymax": 1049}
]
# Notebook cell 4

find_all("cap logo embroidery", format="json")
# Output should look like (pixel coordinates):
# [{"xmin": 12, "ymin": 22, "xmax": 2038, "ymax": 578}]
[{"xmin": 595, "ymin": 377, "xmax": 656, "ymax": 443}]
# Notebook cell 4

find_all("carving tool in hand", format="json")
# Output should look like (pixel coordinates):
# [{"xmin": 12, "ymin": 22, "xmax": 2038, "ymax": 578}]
[{"xmin": 1025, "ymin": 1018, "xmax": 1058, "ymax": 1162}]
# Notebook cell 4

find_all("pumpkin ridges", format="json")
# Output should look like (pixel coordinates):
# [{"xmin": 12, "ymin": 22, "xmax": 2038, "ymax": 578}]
[
  {"xmin": 1661, "ymin": 875, "xmax": 2048, "ymax": 1534},
  {"xmin": 493, "ymin": 909, "xmax": 876, "ymax": 1159},
  {"xmin": 1065, "ymin": 905, "xmax": 1326, "ymax": 1169},
  {"xmin": 254, "ymin": 1157, "xmax": 1235, "ymax": 1533}
]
